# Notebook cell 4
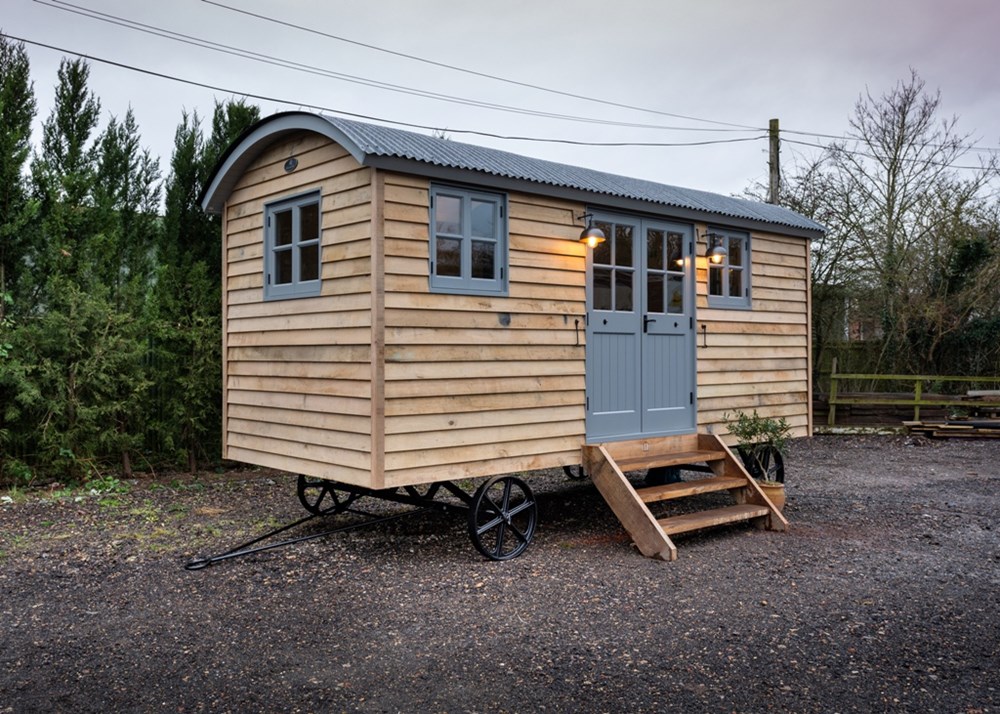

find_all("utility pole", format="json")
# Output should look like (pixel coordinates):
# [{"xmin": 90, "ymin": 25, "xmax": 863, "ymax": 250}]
[{"xmin": 768, "ymin": 118, "xmax": 780, "ymax": 204}]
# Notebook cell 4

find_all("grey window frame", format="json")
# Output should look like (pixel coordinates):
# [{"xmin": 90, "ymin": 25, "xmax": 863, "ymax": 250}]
[
  {"xmin": 429, "ymin": 184, "xmax": 508, "ymax": 296},
  {"xmin": 706, "ymin": 227, "xmax": 751, "ymax": 310},
  {"xmin": 263, "ymin": 189, "xmax": 323, "ymax": 301}
]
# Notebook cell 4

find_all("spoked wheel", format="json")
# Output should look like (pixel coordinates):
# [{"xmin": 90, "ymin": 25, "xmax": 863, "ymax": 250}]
[
  {"xmin": 737, "ymin": 446, "xmax": 785, "ymax": 484},
  {"xmin": 296, "ymin": 475, "xmax": 359, "ymax": 515},
  {"xmin": 562, "ymin": 465, "xmax": 587, "ymax": 481},
  {"xmin": 467, "ymin": 476, "xmax": 538, "ymax": 561}
]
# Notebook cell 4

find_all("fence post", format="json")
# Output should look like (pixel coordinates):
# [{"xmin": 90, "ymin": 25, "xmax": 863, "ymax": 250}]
[
  {"xmin": 914, "ymin": 379, "xmax": 922, "ymax": 421},
  {"xmin": 828, "ymin": 357, "xmax": 839, "ymax": 426}
]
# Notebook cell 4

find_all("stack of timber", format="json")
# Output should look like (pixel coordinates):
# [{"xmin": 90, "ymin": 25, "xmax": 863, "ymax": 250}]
[
  {"xmin": 582, "ymin": 433, "xmax": 787, "ymax": 561},
  {"xmin": 904, "ymin": 419, "xmax": 1000, "ymax": 439}
]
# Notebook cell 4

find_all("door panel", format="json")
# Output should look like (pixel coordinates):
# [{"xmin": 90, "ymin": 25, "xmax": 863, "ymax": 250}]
[
  {"xmin": 641, "ymin": 223, "xmax": 694, "ymax": 434},
  {"xmin": 586, "ymin": 215, "xmax": 695, "ymax": 441},
  {"xmin": 586, "ymin": 218, "xmax": 642, "ymax": 439}
]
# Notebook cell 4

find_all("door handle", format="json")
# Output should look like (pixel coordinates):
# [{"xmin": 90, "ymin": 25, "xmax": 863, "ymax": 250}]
[{"xmin": 643, "ymin": 315, "xmax": 656, "ymax": 333}]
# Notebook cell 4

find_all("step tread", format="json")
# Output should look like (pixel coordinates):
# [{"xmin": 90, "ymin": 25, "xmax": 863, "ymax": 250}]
[
  {"xmin": 657, "ymin": 504, "xmax": 770, "ymax": 535},
  {"xmin": 616, "ymin": 449, "xmax": 727, "ymax": 472},
  {"xmin": 638, "ymin": 475, "xmax": 747, "ymax": 503}
]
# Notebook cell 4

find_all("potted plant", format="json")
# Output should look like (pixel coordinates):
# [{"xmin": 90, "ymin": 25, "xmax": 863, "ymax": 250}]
[{"xmin": 725, "ymin": 409, "xmax": 791, "ymax": 510}]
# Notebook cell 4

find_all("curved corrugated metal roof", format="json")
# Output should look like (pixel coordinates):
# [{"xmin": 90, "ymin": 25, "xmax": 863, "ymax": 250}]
[{"xmin": 201, "ymin": 112, "xmax": 824, "ymax": 236}]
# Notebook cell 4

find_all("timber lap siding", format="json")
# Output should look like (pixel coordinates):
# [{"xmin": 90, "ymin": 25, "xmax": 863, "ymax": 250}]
[
  {"xmin": 696, "ymin": 231, "xmax": 811, "ymax": 434},
  {"xmin": 223, "ymin": 136, "xmax": 376, "ymax": 485},
  {"xmin": 203, "ymin": 112, "xmax": 822, "ymax": 490}
]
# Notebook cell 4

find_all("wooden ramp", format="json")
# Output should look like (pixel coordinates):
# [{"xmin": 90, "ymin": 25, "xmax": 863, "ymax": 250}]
[{"xmin": 582, "ymin": 433, "xmax": 788, "ymax": 561}]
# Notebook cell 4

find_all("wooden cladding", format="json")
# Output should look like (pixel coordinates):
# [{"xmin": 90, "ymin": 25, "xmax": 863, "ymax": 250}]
[
  {"xmin": 695, "ymin": 230, "xmax": 811, "ymax": 437},
  {"xmin": 380, "ymin": 174, "xmax": 586, "ymax": 487},
  {"xmin": 221, "ymin": 135, "xmax": 375, "ymax": 486},
  {"xmin": 219, "ymin": 129, "xmax": 813, "ymax": 488}
]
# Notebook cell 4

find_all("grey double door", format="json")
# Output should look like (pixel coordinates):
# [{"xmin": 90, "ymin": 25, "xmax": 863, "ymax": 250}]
[{"xmin": 585, "ymin": 213, "xmax": 696, "ymax": 441}]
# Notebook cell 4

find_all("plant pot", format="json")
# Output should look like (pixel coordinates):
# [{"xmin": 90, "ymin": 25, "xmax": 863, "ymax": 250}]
[
  {"xmin": 737, "ymin": 445, "xmax": 785, "ymax": 483},
  {"xmin": 758, "ymin": 480, "xmax": 786, "ymax": 511}
]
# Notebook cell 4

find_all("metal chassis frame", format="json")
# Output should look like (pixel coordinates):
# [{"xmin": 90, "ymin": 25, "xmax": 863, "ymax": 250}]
[{"xmin": 185, "ymin": 480, "xmax": 489, "ymax": 570}]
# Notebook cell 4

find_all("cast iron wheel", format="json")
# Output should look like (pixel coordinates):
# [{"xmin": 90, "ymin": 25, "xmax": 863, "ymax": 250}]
[
  {"xmin": 562, "ymin": 465, "xmax": 587, "ymax": 481},
  {"xmin": 467, "ymin": 476, "xmax": 538, "ymax": 561},
  {"xmin": 737, "ymin": 446, "xmax": 785, "ymax": 484},
  {"xmin": 296, "ymin": 475, "xmax": 358, "ymax": 515}
]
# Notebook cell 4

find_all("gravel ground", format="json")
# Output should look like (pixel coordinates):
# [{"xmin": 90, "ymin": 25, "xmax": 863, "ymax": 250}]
[{"xmin": 1, "ymin": 435, "xmax": 998, "ymax": 713}]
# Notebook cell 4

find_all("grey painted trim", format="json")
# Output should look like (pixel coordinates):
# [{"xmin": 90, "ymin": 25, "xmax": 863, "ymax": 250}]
[
  {"xmin": 201, "ymin": 113, "xmax": 371, "ymax": 214},
  {"xmin": 706, "ymin": 227, "xmax": 752, "ymax": 310},
  {"xmin": 263, "ymin": 189, "xmax": 323, "ymax": 301},
  {"xmin": 428, "ymin": 184, "xmax": 509, "ymax": 297}
]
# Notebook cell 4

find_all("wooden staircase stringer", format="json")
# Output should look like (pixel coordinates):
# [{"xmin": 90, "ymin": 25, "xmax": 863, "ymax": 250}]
[
  {"xmin": 700, "ymin": 433, "xmax": 788, "ymax": 531},
  {"xmin": 582, "ymin": 444, "xmax": 678, "ymax": 561}
]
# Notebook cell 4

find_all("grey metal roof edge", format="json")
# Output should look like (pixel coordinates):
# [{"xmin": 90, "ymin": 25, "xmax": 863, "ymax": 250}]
[
  {"xmin": 366, "ymin": 154, "xmax": 824, "ymax": 240},
  {"xmin": 321, "ymin": 114, "xmax": 824, "ymax": 238},
  {"xmin": 200, "ymin": 112, "xmax": 372, "ymax": 214},
  {"xmin": 201, "ymin": 111, "xmax": 824, "ymax": 240}
]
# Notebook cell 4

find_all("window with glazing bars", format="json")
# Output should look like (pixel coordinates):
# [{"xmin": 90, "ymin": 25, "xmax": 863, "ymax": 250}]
[
  {"xmin": 429, "ymin": 185, "xmax": 507, "ymax": 296},
  {"xmin": 264, "ymin": 190, "xmax": 322, "ymax": 300}
]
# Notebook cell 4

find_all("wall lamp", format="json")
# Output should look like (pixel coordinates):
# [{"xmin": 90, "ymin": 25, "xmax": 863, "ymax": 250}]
[
  {"xmin": 577, "ymin": 213, "xmax": 606, "ymax": 248},
  {"xmin": 703, "ymin": 231, "xmax": 727, "ymax": 264}
]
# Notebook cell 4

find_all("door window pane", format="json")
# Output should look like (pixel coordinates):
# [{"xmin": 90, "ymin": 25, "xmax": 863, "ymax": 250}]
[
  {"xmin": 616, "ymin": 270, "xmax": 633, "ymax": 312},
  {"xmin": 593, "ymin": 268, "xmax": 612, "ymax": 310},
  {"xmin": 667, "ymin": 275, "xmax": 684, "ymax": 314},
  {"xmin": 436, "ymin": 237, "xmax": 461, "ymax": 276},
  {"xmin": 667, "ymin": 232, "xmax": 683, "ymax": 270},
  {"xmin": 647, "ymin": 273, "xmax": 664, "ymax": 314},
  {"xmin": 615, "ymin": 225, "xmax": 633, "ymax": 267},
  {"xmin": 647, "ymin": 229, "xmax": 664, "ymax": 270},
  {"xmin": 594, "ymin": 222, "xmax": 612, "ymax": 265},
  {"xmin": 471, "ymin": 240, "xmax": 495, "ymax": 279}
]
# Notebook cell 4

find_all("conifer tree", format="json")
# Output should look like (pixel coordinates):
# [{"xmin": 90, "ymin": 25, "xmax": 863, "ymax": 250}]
[
  {"xmin": 0, "ymin": 36, "xmax": 36, "ymax": 482},
  {"xmin": 152, "ymin": 99, "xmax": 259, "ymax": 471},
  {"xmin": 0, "ymin": 36, "xmax": 36, "ymax": 319}
]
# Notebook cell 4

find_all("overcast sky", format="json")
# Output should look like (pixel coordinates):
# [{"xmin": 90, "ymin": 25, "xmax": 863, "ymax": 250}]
[{"xmin": 5, "ymin": 0, "xmax": 999, "ymax": 199}]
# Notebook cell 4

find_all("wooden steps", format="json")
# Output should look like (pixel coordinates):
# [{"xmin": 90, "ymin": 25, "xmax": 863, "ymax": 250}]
[
  {"xmin": 616, "ymin": 449, "xmax": 727, "ymax": 472},
  {"xmin": 582, "ymin": 433, "xmax": 787, "ymax": 561},
  {"xmin": 658, "ymin": 504, "xmax": 770, "ymax": 535},
  {"xmin": 638, "ymin": 475, "xmax": 746, "ymax": 504}
]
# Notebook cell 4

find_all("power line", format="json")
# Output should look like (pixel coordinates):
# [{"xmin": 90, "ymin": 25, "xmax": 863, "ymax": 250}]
[
  {"xmin": 781, "ymin": 126, "xmax": 1000, "ymax": 153},
  {"xmin": 200, "ymin": 0, "xmax": 762, "ymax": 132},
  {"xmin": 37, "ymin": 0, "xmax": 757, "ymax": 135},
  {"xmin": 3, "ymin": 32, "xmax": 768, "ymax": 149},
  {"xmin": 782, "ymin": 137, "xmax": 997, "ymax": 171},
  {"xmin": 37, "ymin": 1, "xmax": 1000, "ymax": 156}
]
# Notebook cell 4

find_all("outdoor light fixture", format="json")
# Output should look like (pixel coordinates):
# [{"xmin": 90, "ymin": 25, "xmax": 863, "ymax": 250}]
[
  {"xmin": 577, "ymin": 213, "xmax": 606, "ymax": 248},
  {"xmin": 704, "ymin": 232, "xmax": 727, "ymax": 264}
]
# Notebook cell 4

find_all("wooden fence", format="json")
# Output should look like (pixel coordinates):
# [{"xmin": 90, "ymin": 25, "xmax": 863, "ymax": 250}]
[{"xmin": 826, "ymin": 360, "xmax": 1000, "ymax": 426}]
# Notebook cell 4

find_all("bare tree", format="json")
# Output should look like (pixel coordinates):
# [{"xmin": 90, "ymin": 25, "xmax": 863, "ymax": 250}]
[{"xmin": 770, "ymin": 70, "xmax": 1000, "ymax": 376}]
